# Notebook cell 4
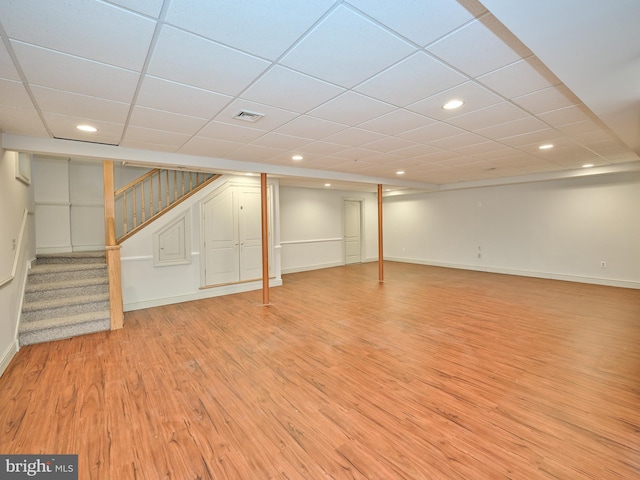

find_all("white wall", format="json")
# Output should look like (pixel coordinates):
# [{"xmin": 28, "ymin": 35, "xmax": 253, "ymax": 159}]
[
  {"xmin": 32, "ymin": 156, "xmax": 105, "ymax": 253},
  {"xmin": 383, "ymin": 171, "xmax": 640, "ymax": 288},
  {"xmin": 0, "ymin": 148, "xmax": 35, "ymax": 376},
  {"xmin": 121, "ymin": 175, "xmax": 282, "ymax": 311},
  {"xmin": 279, "ymin": 186, "xmax": 379, "ymax": 273}
]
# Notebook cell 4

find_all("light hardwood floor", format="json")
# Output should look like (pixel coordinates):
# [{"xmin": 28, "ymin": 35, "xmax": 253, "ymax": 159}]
[{"xmin": 1, "ymin": 262, "xmax": 639, "ymax": 479}]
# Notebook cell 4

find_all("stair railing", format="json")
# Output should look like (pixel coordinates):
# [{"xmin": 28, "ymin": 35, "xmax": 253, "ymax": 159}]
[{"xmin": 114, "ymin": 168, "xmax": 220, "ymax": 243}]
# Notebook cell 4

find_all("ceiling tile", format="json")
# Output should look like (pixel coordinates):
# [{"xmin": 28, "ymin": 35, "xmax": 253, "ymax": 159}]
[
  {"xmin": 398, "ymin": 122, "xmax": 465, "ymax": 143},
  {"xmin": 330, "ymin": 147, "xmax": 379, "ymax": 161},
  {"xmin": 430, "ymin": 132, "xmax": 487, "ymax": 150},
  {"xmin": 497, "ymin": 128, "xmax": 563, "ymax": 148},
  {"xmin": 446, "ymin": 102, "xmax": 528, "ymax": 131},
  {"xmin": 0, "ymin": 42, "xmax": 20, "ymax": 81},
  {"xmin": 136, "ymin": 76, "xmax": 233, "ymax": 119},
  {"xmin": 355, "ymin": 52, "xmax": 467, "ymax": 107},
  {"xmin": 241, "ymin": 66, "xmax": 344, "ymax": 113},
  {"xmin": 428, "ymin": 15, "xmax": 529, "ymax": 78},
  {"xmin": 12, "ymin": 41, "xmax": 139, "ymax": 102},
  {"xmin": 165, "ymin": 0, "xmax": 334, "ymax": 60},
  {"xmin": 214, "ymin": 100, "xmax": 298, "ymax": 131},
  {"xmin": 251, "ymin": 132, "xmax": 312, "ymax": 150},
  {"xmin": 178, "ymin": 137, "xmax": 244, "ymax": 158},
  {"xmin": 512, "ymin": 85, "xmax": 582, "ymax": 115},
  {"xmin": 477, "ymin": 56, "xmax": 559, "ymax": 99},
  {"xmin": 44, "ymin": 113, "xmax": 124, "ymax": 144},
  {"xmin": 537, "ymin": 104, "xmax": 592, "ymax": 127},
  {"xmin": 275, "ymin": 116, "xmax": 348, "ymax": 140},
  {"xmin": 322, "ymin": 127, "xmax": 386, "ymax": 147},
  {"xmin": 0, "ymin": 105, "xmax": 48, "ymax": 137},
  {"xmin": 474, "ymin": 116, "xmax": 549, "ymax": 141},
  {"xmin": 0, "ymin": 79, "xmax": 32, "ymax": 108},
  {"xmin": 358, "ymin": 109, "xmax": 435, "ymax": 136},
  {"xmin": 198, "ymin": 121, "xmax": 265, "ymax": 143},
  {"xmin": 107, "ymin": 0, "xmax": 164, "ymax": 17},
  {"xmin": 147, "ymin": 26, "xmax": 270, "ymax": 95},
  {"xmin": 361, "ymin": 136, "xmax": 415, "ymax": 153},
  {"xmin": 281, "ymin": 5, "xmax": 415, "ymax": 88},
  {"xmin": 31, "ymin": 86, "xmax": 130, "ymax": 124},
  {"xmin": 0, "ymin": 0, "xmax": 156, "ymax": 71},
  {"xmin": 348, "ymin": 0, "xmax": 487, "ymax": 46},
  {"xmin": 406, "ymin": 81, "xmax": 503, "ymax": 120},
  {"xmin": 308, "ymin": 91, "xmax": 395, "ymax": 126},
  {"xmin": 122, "ymin": 125, "xmax": 190, "ymax": 148},
  {"xmin": 224, "ymin": 144, "xmax": 286, "ymax": 162},
  {"xmin": 388, "ymin": 143, "xmax": 442, "ymax": 158},
  {"xmin": 128, "ymin": 106, "xmax": 209, "ymax": 135},
  {"xmin": 296, "ymin": 142, "xmax": 348, "ymax": 156}
]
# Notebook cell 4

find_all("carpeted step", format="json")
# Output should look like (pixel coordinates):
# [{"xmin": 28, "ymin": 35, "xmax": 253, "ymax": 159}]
[
  {"xmin": 24, "ymin": 276, "xmax": 109, "ymax": 303},
  {"xmin": 34, "ymin": 251, "xmax": 106, "ymax": 265},
  {"xmin": 21, "ymin": 292, "xmax": 110, "ymax": 323},
  {"xmin": 27, "ymin": 262, "xmax": 108, "ymax": 284},
  {"xmin": 19, "ymin": 251, "xmax": 112, "ymax": 346},
  {"xmin": 19, "ymin": 310, "xmax": 110, "ymax": 346}
]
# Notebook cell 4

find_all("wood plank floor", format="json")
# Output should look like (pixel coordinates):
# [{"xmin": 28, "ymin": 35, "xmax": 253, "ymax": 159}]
[{"xmin": 1, "ymin": 262, "xmax": 639, "ymax": 479}]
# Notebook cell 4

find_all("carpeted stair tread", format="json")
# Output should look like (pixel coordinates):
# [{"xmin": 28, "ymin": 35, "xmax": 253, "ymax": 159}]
[
  {"xmin": 19, "ymin": 310, "xmax": 110, "ymax": 333},
  {"xmin": 22, "ymin": 292, "xmax": 110, "ymax": 314},
  {"xmin": 30, "ymin": 262, "xmax": 107, "ymax": 274},
  {"xmin": 25, "ymin": 276, "xmax": 108, "ymax": 294}
]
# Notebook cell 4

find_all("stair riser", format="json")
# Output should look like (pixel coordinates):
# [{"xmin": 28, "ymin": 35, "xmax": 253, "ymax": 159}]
[
  {"xmin": 28, "ymin": 267, "xmax": 108, "ymax": 284},
  {"xmin": 22, "ymin": 300, "xmax": 110, "ymax": 323},
  {"xmin": 19, "ymin": 319, "xmax": 110, "ymax": 346},
  {"xmin": 25, "ymin": 283, "xmax": 108, "ymax": 303}
]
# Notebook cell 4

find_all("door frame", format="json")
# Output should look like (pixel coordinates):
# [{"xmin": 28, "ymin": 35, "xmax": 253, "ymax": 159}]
[{"xmin": 343, "ymin": 197, "xmax": 364, "ymax": 265}]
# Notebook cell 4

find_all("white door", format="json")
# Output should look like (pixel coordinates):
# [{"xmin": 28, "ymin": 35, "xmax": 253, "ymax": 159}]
[
  {"xmin": 238, "ymin": 188, "xmax": 263, "ymax": 281},
  {"xmin": 203, "ymin": 189, "xmax": 239, "ymax": 285},
  {"xmin": 344, "ymin": 200, "xmax": 362, "ymax": 264}
]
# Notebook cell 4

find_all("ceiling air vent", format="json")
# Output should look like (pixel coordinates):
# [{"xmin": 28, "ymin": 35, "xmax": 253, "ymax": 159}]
[{"xmin": 233, "ymin": 110, "xmax": 265, "ymax": 122}]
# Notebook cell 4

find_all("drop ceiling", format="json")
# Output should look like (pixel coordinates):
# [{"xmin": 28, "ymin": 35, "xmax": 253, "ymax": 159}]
[{"xmin": 0, "ymin": 0, "xmax": 638, "ymax": 191}]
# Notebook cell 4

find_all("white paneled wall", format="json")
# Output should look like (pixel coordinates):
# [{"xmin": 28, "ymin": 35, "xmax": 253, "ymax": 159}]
[{"xmin": 33, "ymin": 157, "xmax": 105, "ymax": 253}]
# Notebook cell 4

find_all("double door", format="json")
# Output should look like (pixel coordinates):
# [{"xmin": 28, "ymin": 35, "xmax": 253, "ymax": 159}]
[{"xmin": 202, "ymin": 185, "xmax": 263, "ymax": 286}]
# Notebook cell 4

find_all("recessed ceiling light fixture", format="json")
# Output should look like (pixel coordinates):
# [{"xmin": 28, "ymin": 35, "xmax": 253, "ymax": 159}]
[
  {"xmin": 324, "ymin": 183, "xmax": 331, "ymax": 187},
  {"xmin": 443, "ymin": 99, "xmax": 464, "ymax": 110},
  {"xmin": 582, "ymin": 163, "xmax": 594, "ymax": 168},
  {"xmin": 76, "ymin": 124, "xmax": 97, "ymax": 132},
  {"xmin": 292, "ymin": 155, "xmax": 303, "ymax": 161},
  {"xmin": 396, "ymin": 170, "xmax": 405, "ymax": 175},
  {"xmin": 538, "ymin": 144, "xmax": 554, "ymax": 150}
]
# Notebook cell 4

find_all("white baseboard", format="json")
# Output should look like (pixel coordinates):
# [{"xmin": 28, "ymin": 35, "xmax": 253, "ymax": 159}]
[
  {"xmin": 124, "ymin": 278, "xmax": 283, "ymax": 311},
  {"xmin": 281, "ymin": 261, "xmax": 344, "ymax": 275},
  {"xmin": 384, "ymin": 257, "xmax": 640, "ymax": 289},
  {"xmin": 0, "ymin": 340, "xmax": 19, "ymax": 378}
]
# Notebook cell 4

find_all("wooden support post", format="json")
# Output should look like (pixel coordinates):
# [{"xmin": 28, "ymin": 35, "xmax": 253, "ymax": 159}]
[
  {"xmin": 261, "ymin": 173, "xmax": 270, "ymax": 306},
  {"xmin": 378, "ymin": 184, "xmax": 384, "ymax": 283},
  {"xmin": 103, "ymin": 160, "xmax": 124, "ymax": 330}
]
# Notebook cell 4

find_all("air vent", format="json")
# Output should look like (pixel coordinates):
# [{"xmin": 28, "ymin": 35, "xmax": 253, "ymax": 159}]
[{"xmin": 233, "ymin": 110, "xmax": 265, "ymax": 122}]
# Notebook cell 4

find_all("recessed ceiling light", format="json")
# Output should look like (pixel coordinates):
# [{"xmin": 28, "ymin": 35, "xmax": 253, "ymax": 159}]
[
  {"xmin": 76, "ymin": 124, "xmax": 97, "ymax": 132},
  {"xmin": 443, "ymin": 99, "xmax": 464, "ymax": 110},
  {"xmin": 292, "ymin": 155, "xmax": 303, "ymax": 161},
  {"xmin": 324, "ymin": 183, "xmax": 331, "ymax": 187},
  {"xmin": 538, "ymin": 144, "xmax": 554, "ymax": 150},
  {"xmin": 582, "ymin": 163, "xmax": 594, "ymax": 168},
  {"xmin": 396, "ymin": 170, "xmax": 405, "ymax": 175}
]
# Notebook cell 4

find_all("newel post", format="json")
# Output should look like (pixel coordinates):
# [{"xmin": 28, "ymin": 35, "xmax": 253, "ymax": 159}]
[{"xmin": 103, "ymin": 160, "xmax": 124, "ymax": 330}]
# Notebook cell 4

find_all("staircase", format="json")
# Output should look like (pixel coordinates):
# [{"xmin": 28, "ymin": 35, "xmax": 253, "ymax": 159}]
[{"xmin": 19, "ymin": 251, "xmax": 111, "ymax": 346}]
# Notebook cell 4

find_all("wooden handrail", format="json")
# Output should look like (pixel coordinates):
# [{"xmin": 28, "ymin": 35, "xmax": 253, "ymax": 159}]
[{"xmin": 116, "ymin": 171, "xmax": 221, "ymax": 244}]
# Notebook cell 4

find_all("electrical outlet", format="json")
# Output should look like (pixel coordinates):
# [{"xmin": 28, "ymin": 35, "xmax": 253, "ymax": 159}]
[
  {"xmin": 12, "ymin": 239, "xmax": 16, "ymax": 251},
  {"xmin": 600, "ymin": 261, "xmax": 607, "ymax": 268}
]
